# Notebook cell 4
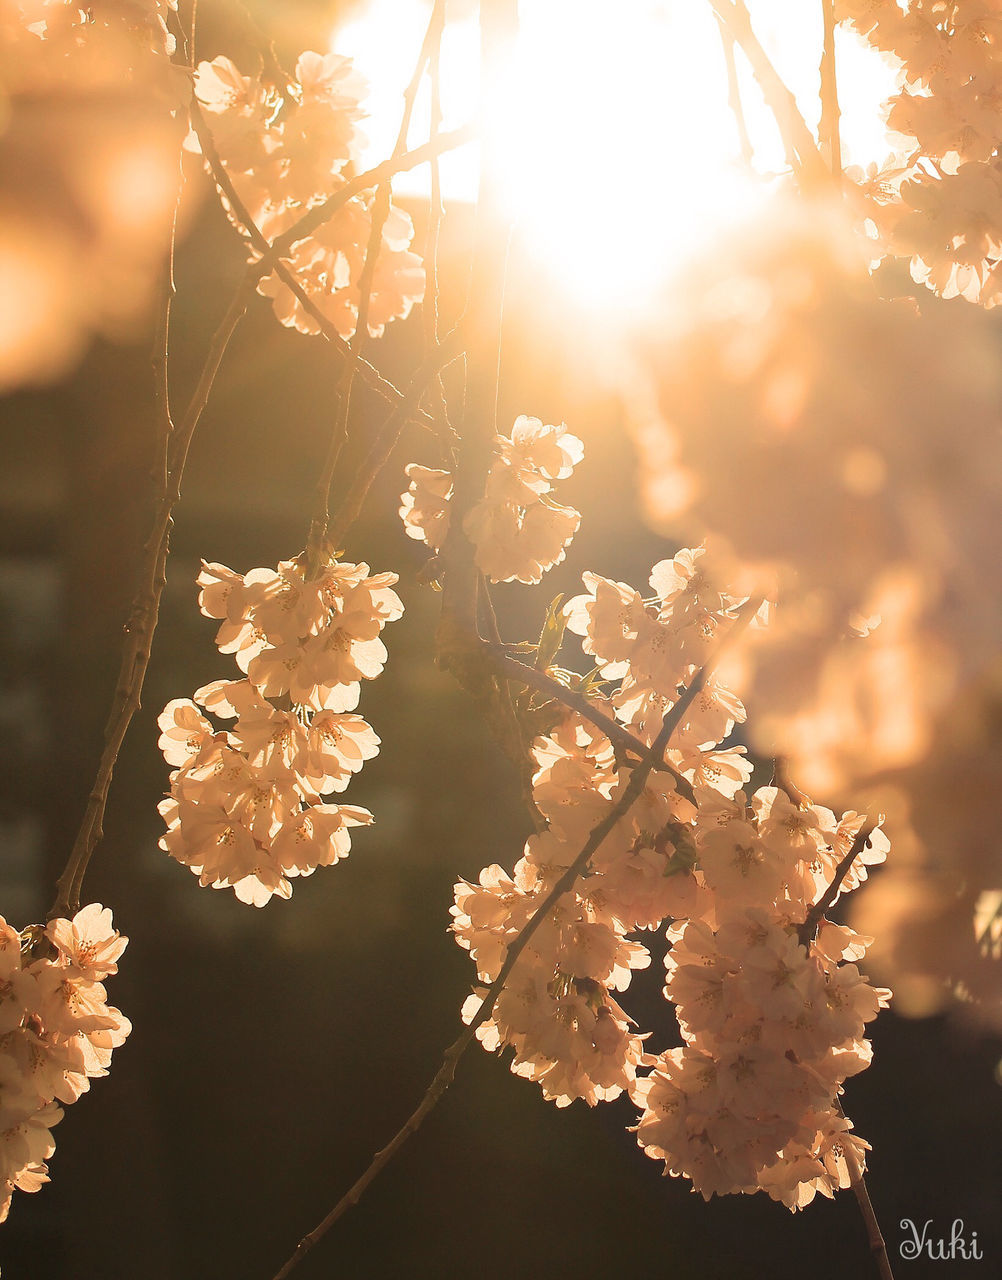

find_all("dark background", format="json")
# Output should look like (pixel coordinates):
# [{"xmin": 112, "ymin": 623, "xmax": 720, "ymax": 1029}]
[{"xmin": 0, "ymin": 3, "xmax": 1000, "ymax": 1277}]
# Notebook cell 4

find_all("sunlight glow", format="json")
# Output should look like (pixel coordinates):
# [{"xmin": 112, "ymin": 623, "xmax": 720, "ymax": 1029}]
[{"xmin": 335, "ymin": 0, "xmax": 898, "ymax": 319}]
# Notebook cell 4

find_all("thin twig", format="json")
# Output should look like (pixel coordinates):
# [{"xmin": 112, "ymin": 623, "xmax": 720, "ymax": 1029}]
[
  {"xmin": 188, "ymin": 99, "xmax": 455, "ymax": 433},
  {"xmin": 306, "ymin": 1, "xmax": 450, "ymax": 567},
  {"xmin": 490, "ymin": 649, "xmax": 697, "ymax": 807},
  {"xmin": 438, "ymin": 0, "xmax": 516, "ymax": 648},
  {"xmin": 820, "ymin": 0, "xmax": 842, "ymax": 181},
  {"xmin": 838, "ymin": 1102, "xmax": 896, "ymax": 1280},
  {"xmin": 478, "ymin": 577, "xmax": 546, "ymax": 834},
  {"xmin": 421, "ymin": 0, "xmax": 455, "ymax": 447},
  {"xmin": 326, "ymin": 325, "xmax": 467, "ymax": 547},
  {"xmin": 770, "ymin": 755, "xmax": 811, "ymax": 808},
  {"xmin": 715, "ymin": 12, "xmax": 754, "ymax": 167},
  {"xmin": 51, "ymin": 272, "xmax": 256, "ymax": 921},
  {"xmin": 271, "ymin": 597, "xmax": 760, "ymax": 1280},
  {"xmin": 797, "ymin": 821, "xmax": 878, "ymax": 948},
  {"xmin": 254, "ymin": 125, "xmax": 476, "ymax": 278},
  {"xmin": 304, "ymin": 189, "xmax": 391, "ymax": 569}
]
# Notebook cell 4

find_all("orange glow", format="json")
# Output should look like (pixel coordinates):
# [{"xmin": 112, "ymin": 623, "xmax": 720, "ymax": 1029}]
[{"xmin": 336, "ymin": 1, "xmax": 898, "ymax": 320}]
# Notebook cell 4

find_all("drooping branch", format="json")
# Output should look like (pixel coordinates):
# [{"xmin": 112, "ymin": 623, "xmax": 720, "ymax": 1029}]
[
  {"xmin": 49, "ymin": 156, "xmax": 254, "ymax": 920},
  {"xmin": 270, "ymin": 598, "xmax": 759, "ymax": 1280},
  {"xmin": 306, "ymin": 0, "xmax": 451, "ymax": 568},
  {"xmin": 253, "ymin": 126, "xmax": 476, "ymax": 279},
  {"xmin": 422, "ymin": 0, "xmax": 455, "ymax": 445},
  {"xmin": 820, "ymin": 0, "xmax": 843, "ymax": 180},
  {"xmin": 188, "ymin": 100, "xmax": 460, "ymax": 434},
  {"xmin": 838, "ymin": 1102, "xmax": 897, "ymax": 1280},
  {"xmin": 326, "ymin": 325, "xmax": 467, "ymax": 547},
  {"xmin": 437, "ymin": 0, "xmax": 517, "ymax": 653}
]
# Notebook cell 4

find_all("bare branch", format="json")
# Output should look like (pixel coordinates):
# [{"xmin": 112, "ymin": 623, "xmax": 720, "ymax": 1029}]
[
  {"xmin": 326, "ymin": 326, "xmax": 467, "ymax": 547},
  {"xmin": 48, "ymin": 141, "xmax": 253, "ymax": 919},
  {"xmin": 837, "ymin": 1102, "xmax": 897, "ymax": 1280}
]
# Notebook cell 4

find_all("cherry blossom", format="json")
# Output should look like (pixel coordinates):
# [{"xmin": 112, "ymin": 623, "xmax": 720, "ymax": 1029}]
[
  {"xmin": 401, "ymin": 415, "xmax": 584, "ymax": 584},
  {"xmin": 159, "ymin": 554, "xmax": 399, "ymax": 904},
  {"xmin": 454, "ymin": 551, "xmax": 890, "ymax": 1207},
  {"xmin": 193, "ymin": 51, "xmax": 424, "ymax": 339},
  {"xmin": 0, "ymin": 906, "xmax": 129, "ymax": 1221}
]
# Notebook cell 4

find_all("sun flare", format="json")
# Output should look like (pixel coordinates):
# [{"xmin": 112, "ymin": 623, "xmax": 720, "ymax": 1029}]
[{"xmin": 336, "ymin": 0, "xmax": 898, "ymax": 319}]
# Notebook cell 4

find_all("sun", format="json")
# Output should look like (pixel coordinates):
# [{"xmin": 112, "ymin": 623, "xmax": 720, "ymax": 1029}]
[{"xmin": 335, "ymin": 1, "xmax": 898, "ymax": 321}]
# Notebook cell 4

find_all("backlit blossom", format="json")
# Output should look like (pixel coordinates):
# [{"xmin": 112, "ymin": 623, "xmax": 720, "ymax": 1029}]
[
  {"xmin": 160, "ymin": 554, "xmax": 399, "ymax": 904},
  {"xmin": 401, "ymin": 416, "xmax": 584, "ymax": 585},
  {"xmin": 194, "ymin": 51, "xmax": 424, "ymax": 339},
  {"xmin": 455, "ymin": 553, "xmax": 889, "ymax": 1206},
  {"xmin": 0, "ymin": 906, "xmax": 128, "ymax": 1221}
]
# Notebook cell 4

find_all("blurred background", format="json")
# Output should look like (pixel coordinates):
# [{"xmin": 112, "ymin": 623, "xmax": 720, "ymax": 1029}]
[{"xmin": 1, "ymin": 1, "xmax": 1001, "ymax": 1277}]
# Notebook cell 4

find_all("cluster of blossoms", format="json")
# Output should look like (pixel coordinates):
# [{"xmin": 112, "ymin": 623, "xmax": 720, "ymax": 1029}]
[
  {"xmin": 636, "ymin": 790, "xmax": 889, "ymax": 1207},
  {"xmin": 193, "ymin": 52, "xmax": 424, "ymax": 339},
  {"xmin": 838, "ymin": 0, "xmax": 1002, "ymax": 305},
  {"xmin": 400, "ymin": 415, "xmax": 584, "ymax": 584},
  {"xmin": 0, "ymin": 0, "xmax": 187, "ymax": 390},
  {"xmin": 0, "ymin": 905, "xmax": 129, "ymax": 1220},
  {"xmin": 158, "ymin": 554, "xmax": 402, "ymax": 905},
  {"xmin": 453, "ymin": 547, "xmax": 891, "ymax": 1206}
]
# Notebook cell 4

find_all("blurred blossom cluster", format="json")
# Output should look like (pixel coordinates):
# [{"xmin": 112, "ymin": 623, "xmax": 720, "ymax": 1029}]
[
  {"xmin": 193, "ymin": 51, "xmax": 424, "ymax": 340},
  {"xmin": 400, "ymin": 414, "xmax": 584, "ymax": 585},
  {"xmin": 839, "ymin": 0, "xmax": 1002, "ymax": 304},
  {"xmin": 0, "ymin": 0, "xmax": 186, "ymax": 389},
  {"xmin": 454, "ymin": 548, "xmax": 890, "ymax": 1206},
  {"xmin": 0, "ymin": 905, "xmax": 129, "ymax": 1221},
  {"xmin": 633, "ymin": 198, "xmax": 1002, "ymax": 1022},
  {"xmin": 158, "ymin": 554, "xmax": 402, "ymax": 906}
]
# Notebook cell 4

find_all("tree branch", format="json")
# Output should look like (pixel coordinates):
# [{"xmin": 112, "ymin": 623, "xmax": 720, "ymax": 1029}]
[
  {"xmin": 188, "ymin": 99, "xmax": 451, "ymax": 433},
  {"xmin": 715, "ymin": 10, "xmax": 754, "ymax": 168},
  {"xmin": 437, "ymin": 0, "xmax": 517, "ymax": 650},
  {"xmin": 326, "ymin": 325, "xmax": 467, "ymax": 547},
  {"xmin": 306, "ymin": 0, "xmax": 450, "ymax": 570},
  {"xmin": 48, "ymin": 129, "xmax": 253, "ymax": 919},
  {"xmin": 708, "ymin": 0, "xmax": 830, "ymax": 186},
  {"xmin": 797, "ymin": 821, "xmax": 878, "ymax": 948},
  {"xmin": 253, "ymin": 126, "xmax": 476, "ymax": 278},
  {"xmin": 490, "ymin": 648, "xmax": 697, "ymax": 808},
  {"xmin": 270, "ymin": 596, "xmax": 759, "ymax": 1279},
  {"xmin": 820, "ymin": 0, "xmax": 842, "ymax": 181}
]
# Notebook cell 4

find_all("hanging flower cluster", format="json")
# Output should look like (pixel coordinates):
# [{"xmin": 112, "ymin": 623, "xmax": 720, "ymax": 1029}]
[
  {"xmin": 0, "ymin": 905, "xmax": 129, "ymax": 1221},
  {"xmin": 400, "ymin": 415, "xmax": 584, "ymax": 584},
  {"xmin": 839, "ymin": 0, "xmax": 1002, "ymax": 305},
  {"xmin": 158, "ymin": 554, "xmax": 402, "ymax": 905},
  {"xmin": 193, "ymin": 52, "xmax": 424, "ymax": 339},
  {"xmin": 635, "ymin": 791, "xmax": 889, "ymax": 1208},
  {"xmin": 452, "ymin": 548, "xmax": 890, "ymax": 1206}
]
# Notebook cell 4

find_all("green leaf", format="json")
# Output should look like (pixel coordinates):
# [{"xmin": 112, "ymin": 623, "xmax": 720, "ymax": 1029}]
[{"xmin": 535, "ymin": 593, "xmax": 567, "ymax": 671}]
